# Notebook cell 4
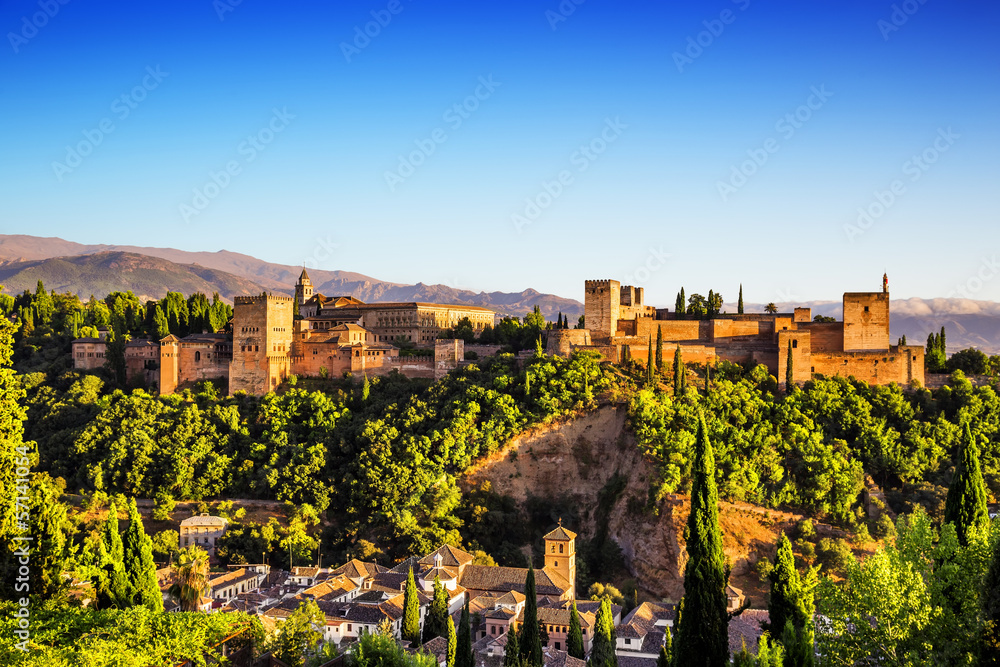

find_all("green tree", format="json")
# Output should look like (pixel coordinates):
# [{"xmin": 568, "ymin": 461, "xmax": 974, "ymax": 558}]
[
  {"xmin": 424, "ymin": 575, "xmax": 450, "ymax": 643},
  {"xmin": 29, "ymin": 475, "xmax": 72, "ymax": 600},
  {"xmin": 590, "ymin": 597, "xmax": 618, "ymax": 667},
  {"xmin": 503, "ymin": 625, "xmax": 520, "ymax": 667},
  {"xmin": 646, "ymin": 336, "xmax": 654, "ymax": 387},
  {"xmin": 153, "ymin": 305, "xmax": 169, "ymax": 339},
  {"xmin": 104, "ymin": 325, "xmax": 128, "ymax": 385},
  {"xmin": 362, "ymin": 374, "xmax": 371, "ymax": 402},
  {"xmin": 768, "ymin": 535, "xmax": 816, "ymax": 666},
  {"xmin": 403, "ymin": 566, "xmax": 422, "ymax": 644},
  {"xmin": 567, "ymin": 600, "xmax": 584, "ymax": 659},
  {"xmin": 786, "ymin": 341, "xmax": 794, "ymax": 391},
  {"xmin": 122, "ymin": 499, "xmax": 163, "ymax": 611},
  {"xmin": 457, "ymin": 599, "xmax": 472, "ymax": 667},
  {"xmin": 447, "ymin": 616, "xmax": 457, "ymax": 667},
  {"xmin": 673, "ymin": 346, "xmax": 685, "ymax": 395},
  {"xmin": 765, "ymin": 303, "xmax": 778, "ymax": 314},
  {"xmin": 96, "ymin": 500, "xmax": 129, "ymax": 608},
  {"xmin": 676, "ymin": 288, "xmax": 686, "ymax": 319},
  {"xmin": 520, "ymin": 566, "xmax": 542, "ymax": 665},
  {"xmin": 943, "ymin": 422, "xmax": 989, "ymax": 545},
  {"xmin": 673, "ymin": 415, "xmax": 729, "ymax": 666},
  {"xmin": 169, "ymin": 545, "xmax": 210, "ymax": 611},
  {"xmin": 983, "ymin": 530, "xmax": 1000, "ymax": 665},
  {"xmin": 0, "ymin": 306, "xmax": 26, "ymax": 563},
  {"xmin": 738, "ymin": 284, "xmax": 744, "ymax": 315},
  {"xmin": 272, "ymin": 599, "xmax": 325, "ymax": 667},
  {"xmin": 655, "ymin": 326, "xmax": 664, "ymax": 372},
  {"xmin": 34, "ymin": 280, "xmax": 54, "ymax": 324}
]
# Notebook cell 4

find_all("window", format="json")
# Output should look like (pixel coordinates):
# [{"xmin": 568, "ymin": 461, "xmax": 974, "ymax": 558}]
[
  {"xmin": 559, "ymin": 544, "xmax": 564, "ymax": 554},
  {"xmin": 348, "ymin": 624, "xmax": 352, "ymax": 631},
  {"xmin": 551, "ymin": 545, "xmax": 555, "ymax": 553},
  {"xmin": 554, "ymin": 560, "xmax": 558, "ymax": 567},
  {"xmin": 864, "ymin": 306, "xmax": 870, "ymax": 312},
  {"xmin": 195, "ymin": 351, "xmax": 201, "ymax": 361},
  {"xmin": 792, "ymin": 340, "xmax": 798, "ymax": 349},
  {"xmin": 555, "ymin": 642, "xmax": 561, "ymax": 650}
]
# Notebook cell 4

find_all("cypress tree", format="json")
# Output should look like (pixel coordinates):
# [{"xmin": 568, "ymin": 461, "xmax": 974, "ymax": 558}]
[
  {"xmin": 403, "ymin": 566, "xmax": 421, "ymax": 644},
  {"xmin": 98, "ymin": 501, "xmax": 128, "ymax": 608},
  {"xmin": 457, "ymin": 599, "xmax": 473, "ymax": 667},
  {"xmin": 662, "ymin": 625, "xmax": 672, "ymax": 666},
  {"xmin": 153, "ymin": 305, "xmax": 169, "ymax": 339},
  {"xmin": 503, "ymin": 624, "xmax": 521, "ymax": 667},
  {"xmin": 940, "ymin": 326, "xmax": 947, "ymax": 354},
  {"xmin": 447, "ymin": 616, "xmax": 457, "ymax": 667},
  {"xmin": 361, "ymin": 374, "xmax": 371, "ymax": 402},
  {"xmin": 738, "ymin": 284, "xmax": 744, "ymax": 315},
  {"xmin": 655, "ymin": 326, "xmax": 664, "ymax": 372},
  {"xmin": 673, "ymin": 346, "xmax": 685, "ymax": 395},
  {"xmin": 675, "ymin": 291, "xmax": 685, "ymax": 319},
  {"xmin": 121, "ymin": 499, "xmax": 163, "ymax": 611},
  {"xmin": 520, "ymin": 566, "xmax": 542, "ymax": 666},
  {"xmin": 943, "ymin": 422, "xmax": 989, "ymax": 545},
  {"xmin": 767, "ymin": 533, "xmax": 816, "ymax": 666},
  {"xmin": 785, "ymin": 340, "xmax": 794, "ymax": 391},
  {"xmin": 590, "ymin": 597, "xmax": 617, "ymax": 667},
  {"xmin": 981, "ymin": 532, "xmax": 1000, "ymax": 664},
  {"xmin": 705, "ymin": 362, "xmax": 711, "ymax": 394},
  {"xmin": 567, "ymin": 601, "xmax": 584, "ymax": 659},
  {"xmin": 0, "ymin": 308, "xmax": 26, "ymax": 548},
  {"xmin": 673, "ymin": 415, "xmax": 729, "ymax": 666},
  {"xmin": 646, "ymin": 336, "xmax": 654, "ymax": 386},
  {"xmin": 424, "ymin": 575, "xmax": 450, "ymax": 642}
]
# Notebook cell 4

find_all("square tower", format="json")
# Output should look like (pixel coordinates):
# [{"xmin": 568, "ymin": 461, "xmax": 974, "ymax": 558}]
[
  {"xmin": 543, "ymin": 523, "xmax": 577, "ymax": 600},
  {"xmin": 584, "ymin": 279, "xmax": 620, "ymax": 341},
  {"xmin": 230, "ymin": 294, "xmax": 295, "ymax": 395},
  {"xmin": 842, "ymin": 292, "xmax": 890, "ymax": 352}
]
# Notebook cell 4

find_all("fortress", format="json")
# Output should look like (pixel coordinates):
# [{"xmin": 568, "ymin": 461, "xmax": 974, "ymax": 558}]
[
  {"xmin": 548, "ymin": 276, "xmax": 925, "ymax": 388},
  {"xmin": 73, "ymin": 272, "xmax": 925, "ymax": 394}
]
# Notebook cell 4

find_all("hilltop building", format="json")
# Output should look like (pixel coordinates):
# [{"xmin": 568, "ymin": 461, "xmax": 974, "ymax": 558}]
[
  {"xmin": 550, "ymin": 275, "xmax": 924, "ymax": 388},
  {"xmin": 71, "ymin": 269, "xmax": 498, "ymax": 395}
]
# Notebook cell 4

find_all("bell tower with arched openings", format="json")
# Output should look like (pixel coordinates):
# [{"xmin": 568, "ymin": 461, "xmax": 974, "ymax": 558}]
[{"xmin": 543, "ymin": 520, "xmax": 577, "ymax": 599}]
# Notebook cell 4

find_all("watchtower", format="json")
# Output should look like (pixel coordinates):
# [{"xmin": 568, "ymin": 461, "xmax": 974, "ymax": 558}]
[
  {"xmin": 543, "ymin": 521, "xmax": 577, "ymax": 600},
  {"xmin": 295, "ymin": 268, "xmax": 314, "ymax": 315},
  {"xmin": 842, "ymin": 291, "xmax": 890, "ymax": 352},
  {"xmin": 230, "ymin": 294, "xmax": 295, "ymax": 395},
  {"xmin": 584, "ymin": 279, "xmax": 620, "ymax": 341}
]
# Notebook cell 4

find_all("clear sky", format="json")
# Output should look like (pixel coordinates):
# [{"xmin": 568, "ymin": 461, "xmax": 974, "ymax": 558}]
[{"xmin": 1, "ymin": 0, "xmax": 998, "ymax": 306}]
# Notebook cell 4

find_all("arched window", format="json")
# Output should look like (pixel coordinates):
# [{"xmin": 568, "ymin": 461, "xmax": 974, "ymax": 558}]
[
  {"xmin": 195, "ymin": 351, "xmax": 201, "ymax": 361},
  {"xmin": 559, "ymin": 544, "xmax": 564, "ymax": 554}
]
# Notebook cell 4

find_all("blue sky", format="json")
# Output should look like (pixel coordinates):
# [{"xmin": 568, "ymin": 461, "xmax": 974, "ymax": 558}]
[{"xmin": 1, "ymin": 0, "xmax": 998, "ymax": 306}]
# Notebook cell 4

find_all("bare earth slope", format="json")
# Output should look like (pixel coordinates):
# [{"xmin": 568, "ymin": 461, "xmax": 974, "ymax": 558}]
[{"xmin": 463, "ymin": 405, "xmax": 851, "ymax": 603}]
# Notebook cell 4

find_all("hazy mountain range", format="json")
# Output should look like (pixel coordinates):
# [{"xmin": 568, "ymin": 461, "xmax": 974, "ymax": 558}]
[
  {"xmin": 0, "ymin": 235, "xmax": 581, "ymax": 319},
  {"xmin": 1, "ymin": 234, "xmax": 997, "ymax": 353}
]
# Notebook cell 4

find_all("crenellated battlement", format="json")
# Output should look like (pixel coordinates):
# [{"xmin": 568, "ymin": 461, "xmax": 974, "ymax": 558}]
[
  {"xmin": 234, "ymin": 293, "xmax": 295, "ymax": 305},
  {"xmin": 585, "ymin": 279, "xmax": 619, "ymax": 291}
]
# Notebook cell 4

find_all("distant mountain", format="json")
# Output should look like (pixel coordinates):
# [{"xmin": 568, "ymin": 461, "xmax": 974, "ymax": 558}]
[
  {"xmin": 0, "ymin": 252, "xmax": 268, "ymax": 303},
  {"xmin": 0, "ymin": 234, "xmax": 583, "ymax": 319},
  {"xmin": 739, "ymin": 298, "xmax": 1000, "ymax": 355}
]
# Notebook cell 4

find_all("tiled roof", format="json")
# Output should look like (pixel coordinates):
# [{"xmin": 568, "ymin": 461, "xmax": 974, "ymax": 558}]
[
  {"xmin": 421, "ymin": 636, "xmax": 450, "ymax": 660},
  {"xmin": 483, "ymin": 607, "xmax": 516, "ymax": 620},
  {"xmin": 208, "ymin": 568, "xmax": 260, "ymax": 591},
  {"xmin": 543, "ymin": 526, "xmax": 577, "ymax": 541},
  {"xmin": 419, "ymin": 544, "xmax": 475, "ymax": 569},
  {"xmin": 459, "ymin": 566, "xmax": 569, "ymax": 597},
  {"xmin": 331, "ymin": 559, "xmax": 386, "ymax": 580},
  {"xmin": 371, "ymin": 571, "xmax": 408, "ymax": 591},
  {"xmin": 619, "ymin": 602, "xmax": 676, "ymax": 638},
  {"xmin": 495, "ymin": 591, "xmax": 526, "ymax": 606},
  {"xmin": 180, "ymin": 514, "xmax": 228, "ymax": 527},
  {"xmin": 728, "ymin": 609, "xmax": 769, "ymax": 656},
  {"xmin": 303, "ymin": 576, "xmax": 357, "ymax": 600},
  {"xmin": 537, "ymin": 607, "xmax": 592, "ymax": 628},
  {"xmin": 616, "ymin": 657, "xmax": 657, "ymax": 667},
  {"xmin": 291, "ymin": 566, "xmax": 321, "ymax": 578},
  {"xmin": 541, "ymin": 648, "xmax": 587, "ymax": 667}
]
